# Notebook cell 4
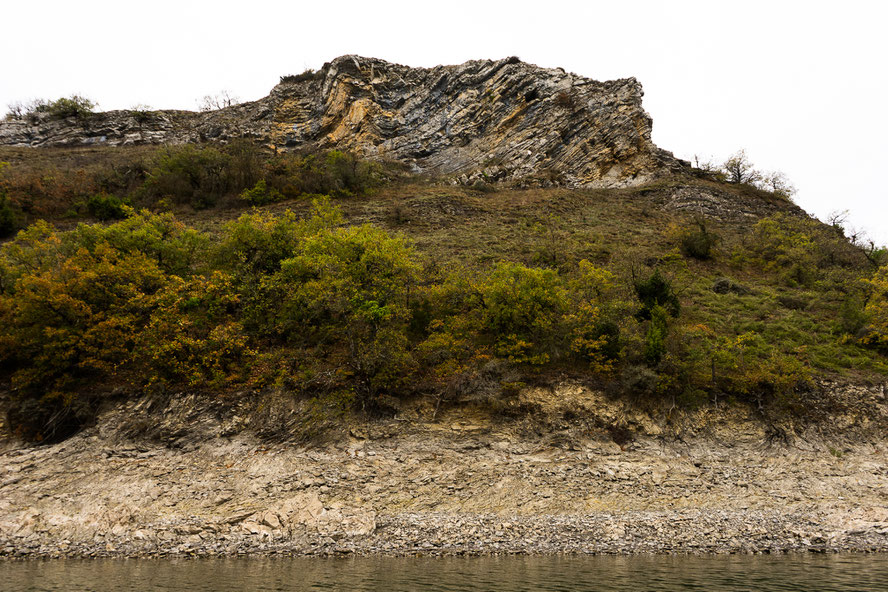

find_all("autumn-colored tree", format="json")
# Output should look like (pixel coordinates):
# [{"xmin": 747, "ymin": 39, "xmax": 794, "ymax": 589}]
[{"xmin": 860, "ymin": 266, "xmax": 888, "ymax": 352}]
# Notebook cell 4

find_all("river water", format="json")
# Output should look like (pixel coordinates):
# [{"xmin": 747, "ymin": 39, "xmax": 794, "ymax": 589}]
[{"xmin": 2, "ymin": 554, "xmax": 887, "ymax": 591}]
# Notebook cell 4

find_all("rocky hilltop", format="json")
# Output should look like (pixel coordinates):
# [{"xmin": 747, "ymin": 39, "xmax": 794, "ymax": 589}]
[{"xmin": 0, "ymin": 55, "xmax": 686, "ymax": 187}]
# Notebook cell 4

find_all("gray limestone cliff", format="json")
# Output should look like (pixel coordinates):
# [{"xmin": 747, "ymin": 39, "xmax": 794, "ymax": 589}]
[{"xmin": 0, "ymin": 55, "xmax": 688, "ymax": 187}]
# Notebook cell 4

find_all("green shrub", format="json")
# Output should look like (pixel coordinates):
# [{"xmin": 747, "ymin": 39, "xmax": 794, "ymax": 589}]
[
  {"xmin": 743, "ymin": 213, "xmax": 866, "ymax": 287},
  {"xmin": 643, "ymin": 304, "xmax": 669, "ymax": 365},
  {"xmin": 263, "ymin": 215, "xmax": 419, "ymax": 407},
  {"xmin": 0, "ymin": 211, "xmax": 212, "ymax": 440},
  {"xmin": 837, "ymin": 296, "xmax": 868, "ymax": 339},
  {"xmin": 138, "ymin": 272, "xmax": 254, "ymax": 387},
  {"xmin": 215, "ymin": 198, "xmax": 342, "ymax": 281},
  {"xmin": 859, "ymin": 266, "xmax": 888, "ymax": 352},
  {"xmin": 0, "ymin": 196, "xmax": 15, "ymax": 238},
  {"xmin": 87, "ymin": 193, "xmax": 129, "ymax": 220},
  {"xmin": 480, "ymin": 262, "xmax": 569, "ymax": 365},
  {"xmin": 47, "ymin": 95, "xmax": 96, "ymax": 118},
  {"xmin": 0, "ymin": 233, "xmax": 167, "ymax": 440},
  {"xmin": 323, "ymin": 150, "xmax": 382, "ymax": 197},
  {"xmin": 0, "ymin": 162, "xmax": 16, "ymax": 237},
  {"xmin": 633, "ymin": 269, "xmax": 680, "ymax": 320},
  {"xmin": 280, "ymin": 70, "xmax": 320, "ymax": 84},
  {"xmin": 221, "ymin": 139, "xmax": 265, "ymax": 191},
  {"xmin": 677, "ymin": 220, "xmax": 719, "ymax": 260},
  {"xmin": 239, "ymin": 179, "xmax": 284, "ymax": 205},
  {"xmin": 141, "ymin": 145, "xmax": 231, "ymax": 208},
  {"xmin": 21, "ymin": 95, "xmax": 96, "ymax": 120},
  {"xmin": 71, "ymin": 210, "xmax": 208, "ymax": 277}
]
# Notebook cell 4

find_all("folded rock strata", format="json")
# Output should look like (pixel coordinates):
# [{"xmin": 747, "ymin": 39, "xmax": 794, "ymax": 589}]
[{"xmin": 0, "ymin": 55, "xmax": 687, "ymax": 187}]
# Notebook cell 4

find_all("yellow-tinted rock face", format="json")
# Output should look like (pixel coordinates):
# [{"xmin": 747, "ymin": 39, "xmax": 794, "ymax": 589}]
[{"xmin": 0, "ymin": 55, "xmax": 688, "ymax": 187}]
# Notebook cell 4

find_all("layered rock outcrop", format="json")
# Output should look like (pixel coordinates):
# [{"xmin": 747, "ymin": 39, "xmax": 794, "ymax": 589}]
[{"xmin": 0, "ymin": 55, "xmax": 687, "ymax": 187}]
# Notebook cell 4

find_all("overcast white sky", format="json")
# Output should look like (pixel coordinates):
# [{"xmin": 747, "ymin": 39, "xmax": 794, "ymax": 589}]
[{"xmin": 2, "ymin": 0, "xmax": 886, "ymax": 243}]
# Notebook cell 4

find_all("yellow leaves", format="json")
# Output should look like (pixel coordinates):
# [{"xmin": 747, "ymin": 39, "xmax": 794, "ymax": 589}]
[
  {"xmin": 495, "ymin": 334, "xmax": 549, "ymax": 366},
  {"xmin": 138, "ymin": 270, "xmax": 253, "ymax": 388},
  {"xmin": 860, "ymin": 265, "xmax": 888, "ymax": 351},
  {"xmin": 565, "ymin": 301, "xmax": 614, "ymax": 373},
  {"xmin": 574, "ymin": 259, "xmax": 615, "ymax": 298}
]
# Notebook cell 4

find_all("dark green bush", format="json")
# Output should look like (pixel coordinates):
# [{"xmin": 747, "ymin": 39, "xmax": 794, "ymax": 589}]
[
  {"xmin": 141, "ymin": 145, "xmax": 231, "ymax": 208},
  {"xmin": 0, "ymin": 197, "xmax": 16, "ymax": 238},
  {"xmin": 221, "ymin": 140, "xmax": 265, "ymax": 191},
  {"xmin": 634, "ymin": 269, "xmax": 680, "ymax": 320},
  {"xmin": 678, "ymin": 220, "xmax": 719, "ymax": 260},
  {"xmin": 87, "ymin": 193, "xmax": 129, "ymax": 220},
  {"xmin": 838, "ymin": 296, "xmax": 868, "ymax": 339},
  {"xmin": 0, "ymin": 162, "xmax": 16, "ymax": 237},
  {"xmin": 263, "ymin": 150, "xmax": 383, "ymax": 200}
]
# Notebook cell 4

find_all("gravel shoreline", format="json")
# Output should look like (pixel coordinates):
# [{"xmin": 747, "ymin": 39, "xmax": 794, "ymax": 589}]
[{"xmin": 3, "ymin": 509, "xmax": 888, "ymax": 559}]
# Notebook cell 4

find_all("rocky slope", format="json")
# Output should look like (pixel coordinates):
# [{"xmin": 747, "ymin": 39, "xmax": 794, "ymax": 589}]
[
  {"xmin": 0, "ymin": 55, "xmax": 686, "ymax": 187},
  {"xmin": 2, "ymin": 382, "xmax": 887, "ymax": 558}
]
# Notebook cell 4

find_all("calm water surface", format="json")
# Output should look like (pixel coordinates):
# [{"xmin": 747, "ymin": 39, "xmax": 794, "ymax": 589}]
[{"xmin": 2, "ymin": 554, "xmax": 887, "ymax": 591}]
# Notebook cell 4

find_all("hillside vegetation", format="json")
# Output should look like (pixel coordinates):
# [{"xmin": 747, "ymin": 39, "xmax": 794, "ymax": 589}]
[{"xmin": 1, "ymin": 144, "xmax": 886, "ymax": 443}]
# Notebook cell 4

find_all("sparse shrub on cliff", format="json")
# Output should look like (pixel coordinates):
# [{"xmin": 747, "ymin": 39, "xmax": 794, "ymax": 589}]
[
  {"xmin": 722, "ymin": 149, "xmax": 761, "ymax": 186},
  {"xmin": 554, "ymin": 91, "xmax": 577, "ymax": 109},
  {"xmin": 673, "ymin": 219, "xmax": 719, "ymax": 260},
  {"xmin": 4, "ymin": 102, "xmax": 25, "ymax": 121},
  {"xmin": 198, "ymin": 90, "xmax": 240, "ymax": 112},
  {"xmin": 46, "ymin": 95, "xmax": 96, "ymax": 118},
  {"xmin": 127, "ymin": 104, "xmax": 154, "ymax": 124},
  {"xmin": 280, "ymin": 70, "xmax": 320, "ymax": 84},
  {"xmin": 717, "ymin": 150, "xmax": 797, "ymax": 201},
  {"xmin": 7, "ymin": 95, "xmax": 97, "ymax": 120}
]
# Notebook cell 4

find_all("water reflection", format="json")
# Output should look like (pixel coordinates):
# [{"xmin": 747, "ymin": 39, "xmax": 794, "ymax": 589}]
[{"xmin": 3, "ymin": 554, "xmax": 887, "ymax": 591}]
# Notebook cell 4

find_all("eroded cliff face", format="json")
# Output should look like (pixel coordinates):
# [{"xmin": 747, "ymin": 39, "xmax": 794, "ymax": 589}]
[
  {"xmin": 0, "ymin": 55, "xmax": 687, "ymax": 187},
  {"xmin": 1, "ymin": 380, "xmax": 887, "ymax": 557}
]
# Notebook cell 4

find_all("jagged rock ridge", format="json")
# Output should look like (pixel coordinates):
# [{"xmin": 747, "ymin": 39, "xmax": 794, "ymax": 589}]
[{"xmin": 0, "ymin": 55, "xmax": 688, "ymax": 187}]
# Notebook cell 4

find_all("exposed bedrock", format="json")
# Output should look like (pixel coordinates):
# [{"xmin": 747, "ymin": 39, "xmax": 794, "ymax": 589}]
[{"xmin": 0, "ymin": 55, "xmax": 688, "ymax": 187}]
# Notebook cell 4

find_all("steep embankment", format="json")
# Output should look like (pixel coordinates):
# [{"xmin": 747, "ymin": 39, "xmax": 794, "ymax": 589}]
[
  {"xmin": 2, "ymin": 382, "xmax": 887, "ymax": 558},
  {"xmin": 0, "ymin": 55, "xmax": 686, "ymax": 187}
]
